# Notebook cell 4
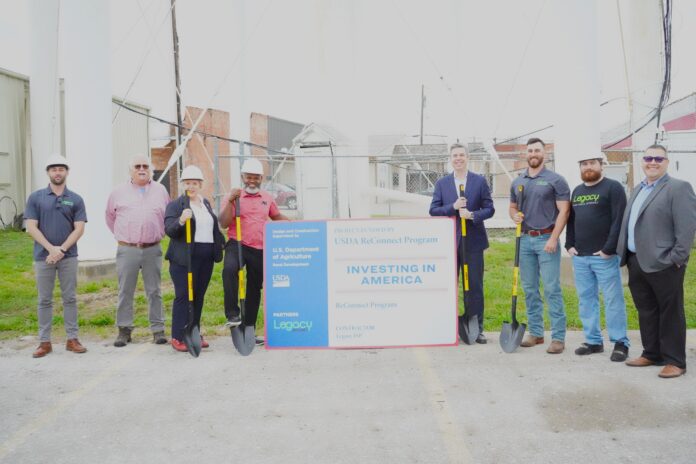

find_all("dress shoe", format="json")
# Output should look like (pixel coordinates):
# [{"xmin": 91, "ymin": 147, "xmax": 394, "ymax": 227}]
[
  {"xmin": 625, "ymin": 356, "xmax": 659, "ymax": 367},
  {"xmin": 200, "ymin": 336, "xmax": 210, "ymax": 348},
  {"xmin": 152, "ymin": 331, "xmax": 168, "ymax": 344},
  {"xmin": 171, "ymin": 338, "xmax": 188, "ymax": 352},
  {"xmin": 658, "ymin": 365, "xmax": 686, "ymax": 378},
  {"xmin": 546, "ymin": 340, "xmax": 565, "ymax": 354},
  {"xmin": 32, "ymin": 341, "xmax": 52, "ymax": 358},
  {"xmin": 520, "ymin": 335, "xmax": 544, "ymax": 347},
  {"xmin": 65, "ymin": 338, "xmax": 87, "ymax": 354},
  {"xmin": 475, "ymin": 333, "xmax": 487, "ymax": 344}
]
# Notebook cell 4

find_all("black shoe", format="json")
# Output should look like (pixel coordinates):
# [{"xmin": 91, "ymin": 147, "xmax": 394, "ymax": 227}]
[
  {"xmin": 255, "ymin": 336, "xmax": 265, "ymax": 346},
  {"xmin": 610, "ymin": 342, "xmax": 629, "ymax": 362},
  {"xmin": 224, "ymin": 315, "xmax": 242, "ymax": 328},
  {"xmin": 574, "ymin": 343, "xmax": 604, "ymax": 355},
  {"xmin": 152, "ymin": 331, "xmax": 168, "ymax": 344},
  {"xmin": 475, "ymin": 333, "xmax": 487, "ymax": 344}
]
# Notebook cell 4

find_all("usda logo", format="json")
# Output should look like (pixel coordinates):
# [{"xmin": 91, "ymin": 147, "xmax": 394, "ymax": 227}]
[{"xmin": 272, "ymin": 274, "xmax": 290, "ymax": 288}]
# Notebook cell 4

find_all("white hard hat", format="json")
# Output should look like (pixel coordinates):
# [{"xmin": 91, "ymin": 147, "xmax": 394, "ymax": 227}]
[
  {"xmin": 241, "ymin": 158, "xmax": 264, "ymax": 175},
  {"xmin": 578, "ymin": 153, "xmax": 607, "ymax": 164},
  {"xmin": 45, "ymin": 153, "xmax": 69, "ymax": 170},
  {"xmin": 180, "ymin": 165, "xmax": 204, "ymax": 181}
]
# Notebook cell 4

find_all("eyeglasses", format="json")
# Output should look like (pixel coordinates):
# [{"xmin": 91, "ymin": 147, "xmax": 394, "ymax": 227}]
[
  {"xmin": 133, "ymin": 164, "xmax": 150, "ymax": 170},
  {"xmin": 642, "ymin": 156, "xmax": 666, "ymax": 163}
]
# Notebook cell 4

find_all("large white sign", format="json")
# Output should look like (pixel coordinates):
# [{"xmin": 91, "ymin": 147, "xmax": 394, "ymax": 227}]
[{"xmin": 265, "ymin": 218, "xmax": 458, "ymax": 348}]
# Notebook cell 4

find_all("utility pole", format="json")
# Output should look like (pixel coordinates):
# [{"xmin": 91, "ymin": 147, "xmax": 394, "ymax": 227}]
[
  {"xmin": 171, "ymin": 0, "xmax": 183, "ymax": 147},
  {"xmin": 419, "ymin": 84, "xmax": 425, "ymax": 145}
]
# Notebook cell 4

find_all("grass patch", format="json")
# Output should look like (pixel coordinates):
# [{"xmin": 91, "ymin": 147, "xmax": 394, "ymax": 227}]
[{"xmin": 1, "ymin": 228, "xmax": 694, "ymax": 340}]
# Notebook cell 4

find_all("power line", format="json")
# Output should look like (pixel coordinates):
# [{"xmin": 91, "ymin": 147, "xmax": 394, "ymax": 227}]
[{"xmin": 604, "ymin": 0, "xmax": 672, "ymax": 149}]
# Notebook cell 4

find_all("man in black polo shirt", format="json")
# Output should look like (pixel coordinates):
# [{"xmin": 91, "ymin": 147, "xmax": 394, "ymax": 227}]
[
  {"xmin": 509, "ymin": 138, "xmax": 570, "ymax": 354},
  {"xmin": 25, "ymin": 154, "xmax": 88, "ymax": 358},
  {"xmin": 565, "ymin": 154, "xmax": 630, "ymax": 361}
]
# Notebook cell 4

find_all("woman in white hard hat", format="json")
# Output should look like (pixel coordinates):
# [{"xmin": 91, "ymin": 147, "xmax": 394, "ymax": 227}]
[{"xmin": 164, "ymin": 165, "xmax": 225, "ymax": 352}]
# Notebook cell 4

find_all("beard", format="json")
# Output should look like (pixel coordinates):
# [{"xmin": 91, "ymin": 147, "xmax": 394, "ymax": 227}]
[
  {"xmin": 581, "ymin": 169, "xmax": 601, "ymax": 183},
  {"xmin": 527, "ymin": 156, "xmax": 543, "ymax": 168},
  {"xmin": 50, "ymin": 176, "xmax": 66, "ymax": 186},
  {"xmin": 244, "ymin": 185, "xmax": 260, "ymax": 194}
]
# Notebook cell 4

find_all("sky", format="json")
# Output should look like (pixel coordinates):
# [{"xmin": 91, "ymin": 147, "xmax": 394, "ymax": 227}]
[{"xmin": 2, "ymin": 0, "xmax": 695, "ymax": 149}]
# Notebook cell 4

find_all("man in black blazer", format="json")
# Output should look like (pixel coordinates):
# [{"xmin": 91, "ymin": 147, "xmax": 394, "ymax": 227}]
[
  {"xmin": 617, "ymin": 144, "xmax": 696, "ymax": 378},
  {"xmin": 429, "ymin": 143, "xmax": 495, "ymax": 343}
]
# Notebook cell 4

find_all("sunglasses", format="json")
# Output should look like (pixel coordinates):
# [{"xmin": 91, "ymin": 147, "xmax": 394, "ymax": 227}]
[
  {"xmin": 642, "ymin": 156, "xmax": 666, "ymax": 163},
  {"xmin": 133, "ymin": 164, "xmax": 150, "ymax": 170}
]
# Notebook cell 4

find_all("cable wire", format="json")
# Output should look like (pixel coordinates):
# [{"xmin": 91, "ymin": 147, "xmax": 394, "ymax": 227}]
[{"xmin": 604, "ymin": 0, "xmax": 672, "ymax": 149}]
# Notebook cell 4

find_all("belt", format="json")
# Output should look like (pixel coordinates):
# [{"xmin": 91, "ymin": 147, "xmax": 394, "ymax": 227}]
[
  {"xmin": 524, "ymin": 227, "xmax": 554, "ymax": 237},
  {"xmin": 118, "ymin": 241, "xmax": 160, "ymax": 248}
]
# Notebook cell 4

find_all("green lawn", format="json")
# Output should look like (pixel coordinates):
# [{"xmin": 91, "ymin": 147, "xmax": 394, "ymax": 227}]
[{"xmin": 1, "ymin": 229, "xmax": 694, "ymax": 340}]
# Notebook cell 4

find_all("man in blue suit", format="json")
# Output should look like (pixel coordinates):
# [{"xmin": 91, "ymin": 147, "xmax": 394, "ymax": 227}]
[{"xmin": 430, "ymin": 143, "xmax": 495, "ymax": 343}]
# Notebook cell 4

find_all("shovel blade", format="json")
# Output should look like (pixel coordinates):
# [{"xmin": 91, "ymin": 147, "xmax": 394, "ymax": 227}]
[
  {"xmin": 499, "ymin": 320, "xmax": 526, "ymax": 353},
  {"xmin": 231, "ymin": 324, "xmax": 256, "ymax": 356},
  {"xmin": 458, "ymin": 314, "xmax": 480, "ymax": 345},
  {"xmin": 183, "ymin": 324, "xmax": 202, "ymax": 358}
]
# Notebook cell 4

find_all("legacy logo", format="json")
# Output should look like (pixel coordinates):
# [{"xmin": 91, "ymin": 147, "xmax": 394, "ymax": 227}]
[
  {"xmin": 272, "ymin": 274, "xmax": 290, "ymax": 288},
  {"xmin": 273, "ymin": 320, "xmax": 313, "ymax": 332},
  {"xmin": 573, "ymin": 194, "xmax": 600, "ymax": 205}
]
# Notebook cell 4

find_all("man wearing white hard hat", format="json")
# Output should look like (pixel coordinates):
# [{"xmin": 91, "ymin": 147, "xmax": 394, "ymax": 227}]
[
  {"xmin": 164, "ymin": 165, "xmax": 225, "ymax": 352},
  {"xmin": 219, "ymin": 158, "xmax": 288, "ymax": 344},
  {"xmin": 24, "ymin": 154, "xmax": 88, "ymax": 358},
  {"xmin": 565, "ymin": 153, "xmax": 630, "ymax": 362}
]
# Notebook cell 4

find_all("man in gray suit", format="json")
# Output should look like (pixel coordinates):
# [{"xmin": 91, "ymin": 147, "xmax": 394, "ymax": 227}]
[{"xmin": 617, "ymin": 144, "xmax": 696, "ymax": 378}]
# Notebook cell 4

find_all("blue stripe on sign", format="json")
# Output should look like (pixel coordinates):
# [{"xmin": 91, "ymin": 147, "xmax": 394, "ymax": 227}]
[{"xmin": 265, "ymin": 221, "xmax": 328, "ymax": 347}]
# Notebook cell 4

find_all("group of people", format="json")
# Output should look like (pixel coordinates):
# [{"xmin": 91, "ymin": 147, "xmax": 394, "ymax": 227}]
[
  {"xmin": 26, "ymin": 139, "xmax": 696, "ymax": 378},
  {"xmin": 27, "ymin": 154, "xmax": 284, "ymax": 358},
  {"xmin": 430, "ymin": 138, "xmax": 696, "ymax": 378}
]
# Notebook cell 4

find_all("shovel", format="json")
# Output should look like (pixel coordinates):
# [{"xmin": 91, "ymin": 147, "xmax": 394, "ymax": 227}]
[
  {"xmin": 500, "ymin": 184, "xmax": 527, "ymax": 353},
  {"xmin": 457, "ymin": 184, "xmax": 479, "ymax": 345},
  {"xmin": 230, "ymin": 197, "xmax": 256, "ymax": 356},
  {"xmin": 183, "ymin": 193, "xmax": 202, "ymax": 358}
]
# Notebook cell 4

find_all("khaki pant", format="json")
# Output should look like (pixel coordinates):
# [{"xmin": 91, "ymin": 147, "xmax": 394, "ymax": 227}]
[{"xmin": 116, "ymin": 244, "xmax": 165, "ymax": 332}]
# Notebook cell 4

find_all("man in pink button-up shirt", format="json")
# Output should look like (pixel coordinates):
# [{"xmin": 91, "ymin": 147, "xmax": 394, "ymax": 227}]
[{"xmin": 105, "ymin": 154, "xmax": 170, "ymax": 347}]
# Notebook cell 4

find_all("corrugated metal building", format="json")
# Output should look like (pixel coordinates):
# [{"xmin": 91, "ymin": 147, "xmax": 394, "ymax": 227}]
[{"xmin": 0, "ymin": 64, "xmax": 150, "ymax": 229}]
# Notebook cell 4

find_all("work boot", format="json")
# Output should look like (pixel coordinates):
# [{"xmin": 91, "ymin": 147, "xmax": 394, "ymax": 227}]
[
  {"xmin": 152, "ymin": 331, "xmax": 167, "ymax": 344},
  {"xmin": 65, "ymin": 338, "xmax": 87, "ymax": 354},
  {"xmin": 546, "ymin": 340, "xmax": 565, "ymax": 354},
  {"xmin": 114, "ymin": 327, "xmax": 132, "ymax": 347},
  {"xmin": 32, "ymin": 341, "xmax": 52, "ymax": 358},
  {"xmin": 520, "ymin": 335, "xmax": 544, "ymax": 347}
]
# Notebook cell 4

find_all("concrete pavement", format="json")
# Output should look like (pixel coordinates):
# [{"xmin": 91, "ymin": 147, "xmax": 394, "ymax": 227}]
[{"xmin": 1, "ymin": 330, "xmax": 695, "ymax": 464}]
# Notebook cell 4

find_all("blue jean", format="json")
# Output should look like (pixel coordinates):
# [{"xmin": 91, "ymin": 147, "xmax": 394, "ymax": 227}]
[
  {"xmin": 519, "ymin": 234, "xmax": 566, "ymax": 340},
  {"xmin": 572, "ymin": 255, "xmax": 629, "ymax": 346}
]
